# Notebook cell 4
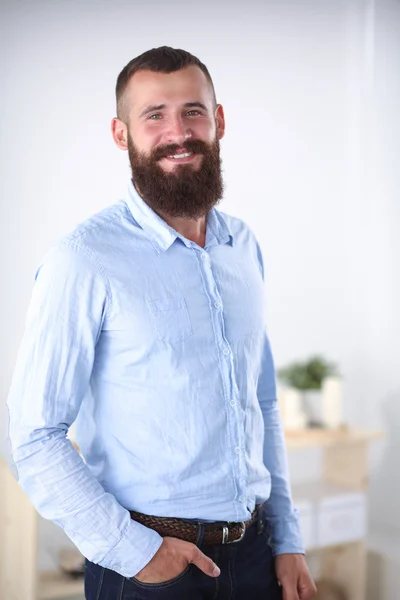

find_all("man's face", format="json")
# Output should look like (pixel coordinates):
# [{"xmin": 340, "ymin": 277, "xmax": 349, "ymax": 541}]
[{"xmin": 112, "ymin": 66, "xmax": 225, "ymax": 219}]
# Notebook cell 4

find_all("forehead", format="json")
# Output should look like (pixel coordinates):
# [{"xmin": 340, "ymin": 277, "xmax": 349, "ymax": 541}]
[{"xmin": 126, "ymin": 66, "xmax": 214, "ymax": 115}]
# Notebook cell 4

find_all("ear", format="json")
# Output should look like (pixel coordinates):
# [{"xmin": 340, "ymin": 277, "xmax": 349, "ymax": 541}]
[
  {"xmin": 215, "ymin": 104, "xmax": 225, "ymax": 140},
  {"xmin": 111, "ymin": 117, "xmax": 128, "ymax": 150}
]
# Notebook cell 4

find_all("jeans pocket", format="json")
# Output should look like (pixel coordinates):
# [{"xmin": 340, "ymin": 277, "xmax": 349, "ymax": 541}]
[
  {"xmin": 148, "ymin": 297, "xmax": 193, "ymax": 345},
  {"xmin": 261, "ymin": 517, "xmax": 273, "ymax": 544},
  {"xmin": 129, "ymin": 563, "xmax": 192, "ymax": 589}
]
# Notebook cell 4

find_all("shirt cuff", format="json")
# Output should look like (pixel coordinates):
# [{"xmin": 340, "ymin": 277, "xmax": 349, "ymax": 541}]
[
  {"xmin": 268, "ymin": 509, "xmax": 306, "ymax": 556},
  {"xmin": 100, "ymin": 518, "xmax": 163, "ymax": 577}
]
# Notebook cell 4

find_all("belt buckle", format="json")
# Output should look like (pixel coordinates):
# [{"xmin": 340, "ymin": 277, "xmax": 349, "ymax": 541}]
[{"xmin": 222, "ymin": 522, "xmax": 246, "ymax": 544}]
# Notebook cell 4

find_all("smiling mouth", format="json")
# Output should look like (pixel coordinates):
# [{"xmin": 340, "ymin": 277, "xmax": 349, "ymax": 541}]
[{"xmin": 165, "ymin": 151, "xmax": 195, "ymax": 161}]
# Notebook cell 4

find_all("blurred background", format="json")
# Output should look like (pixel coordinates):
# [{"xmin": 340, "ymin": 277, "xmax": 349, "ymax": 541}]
[{"xmin": 0, "ymin": 0, "xmax": 399, "ymax": 599}]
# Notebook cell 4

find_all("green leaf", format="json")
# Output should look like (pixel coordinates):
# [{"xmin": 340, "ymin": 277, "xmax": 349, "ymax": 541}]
[{"xmin": 277, "ymin": 355, "xmax": 338, "ymax": 391}]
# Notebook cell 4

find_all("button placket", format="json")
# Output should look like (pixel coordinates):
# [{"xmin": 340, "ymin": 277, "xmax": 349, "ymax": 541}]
[{"xmin": 197, "ymin": 246, "xmax": 244, "ymax": 511}]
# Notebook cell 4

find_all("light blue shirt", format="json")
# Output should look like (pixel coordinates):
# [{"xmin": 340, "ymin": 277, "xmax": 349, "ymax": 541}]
[{"xmin": 6, "ymin": 181, "xmax": 304, "ymax": 578}]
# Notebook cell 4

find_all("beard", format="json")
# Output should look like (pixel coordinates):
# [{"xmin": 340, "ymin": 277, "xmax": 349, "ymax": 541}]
[{"xmin": 127, "ymin": 134, "xmax": 224, "ymax": 220}]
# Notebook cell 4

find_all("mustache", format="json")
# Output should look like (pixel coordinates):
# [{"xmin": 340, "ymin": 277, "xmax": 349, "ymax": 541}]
[{"xmin": 152, "ymin": 139, "xmax": 210, "ymax": 161}]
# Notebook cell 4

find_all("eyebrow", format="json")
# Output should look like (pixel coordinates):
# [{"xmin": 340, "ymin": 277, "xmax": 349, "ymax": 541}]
[{"xmin": 139, "ymin": 102, "xmax": 209, "ymax": 118}]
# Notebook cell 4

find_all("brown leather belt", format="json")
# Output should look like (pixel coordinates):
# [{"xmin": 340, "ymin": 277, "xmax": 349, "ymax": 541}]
[{"xmin": 129, "ymin": 505, "xmax": 260, "ymax": 545}]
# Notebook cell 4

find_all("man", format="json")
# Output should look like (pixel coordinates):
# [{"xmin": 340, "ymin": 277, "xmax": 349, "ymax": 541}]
[{"xmin": 7, "ymin": 47, "xmax": 317, "ymax": 599}]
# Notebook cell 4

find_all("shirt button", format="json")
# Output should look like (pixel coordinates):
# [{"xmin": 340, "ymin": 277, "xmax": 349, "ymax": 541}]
[
  {"xmin": 113, "ymin": 565, "xmax": 121, "ymax": 571},
  {"xmin": 201, "ymin": 253, "xmax": 207, "ymax": 260},
  {"xmin": 239, "ymin": 495, "xmax": 245, "ymax": 503},
  {"xmin": 235, "ymin": 447, "xmax": 241, "ymax": 454},
  {"xmin": 214, "ymin": 301, "xmax": 222, "ymax": 309},
  {"xmin": 230, "ymin": 400, "xmax": 236, "ymax": 407},
  {"xmin": 223, "ymin": 348, "xmax": 230, "ymax": 356}
]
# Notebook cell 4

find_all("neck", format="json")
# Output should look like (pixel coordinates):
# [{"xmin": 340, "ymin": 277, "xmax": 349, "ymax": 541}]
[{"xmin": 161, "ymin": 213, "xmax": 207, "ymax": 248}]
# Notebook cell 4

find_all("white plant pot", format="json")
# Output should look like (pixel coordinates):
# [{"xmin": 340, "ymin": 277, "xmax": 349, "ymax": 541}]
[
  {"xmin": 278, "ymin": 386, "xmax": 307, "ymax": 430},
  {"xmin": 321, "ymin": 376, "xmax": 343, "ymax": 429},
  {"xmin": 302, "ymin": 389, "xmax": 323, "ymax": 426}
]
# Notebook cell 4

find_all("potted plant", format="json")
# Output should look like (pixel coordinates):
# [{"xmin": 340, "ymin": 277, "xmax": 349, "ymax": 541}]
[{"xmin": 277, "ymin": 355, "xmax": 339, "ymax": 427}]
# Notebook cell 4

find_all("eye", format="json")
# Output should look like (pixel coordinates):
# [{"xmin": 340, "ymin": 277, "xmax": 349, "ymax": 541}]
[
  {"xmin": 186, "ymin": 110, "xmax": 201, "ymax": 116},
  {"xmin": 149, "ymin": 113, "xmax": 162, "ymax": 120}
]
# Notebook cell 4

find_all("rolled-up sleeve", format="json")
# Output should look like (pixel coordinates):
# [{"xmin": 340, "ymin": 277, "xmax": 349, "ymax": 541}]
[{"xmin": 6, "ymin": 241, "xmax": 162, "ymax": 577}]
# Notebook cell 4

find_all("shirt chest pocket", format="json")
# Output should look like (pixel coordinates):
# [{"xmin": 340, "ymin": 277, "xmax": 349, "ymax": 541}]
[{"xmin": 148, "ymin": 297, "xmax": 193, "ymax": 345}]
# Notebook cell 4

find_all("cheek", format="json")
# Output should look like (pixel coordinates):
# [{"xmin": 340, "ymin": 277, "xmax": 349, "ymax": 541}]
[
  {"xmin": 131, "ymin": 126, "xmax": 162, "ymax": 153},
  {"xmin": 191, "ymin": 119, "xmax": 216, "ymax": 141}
]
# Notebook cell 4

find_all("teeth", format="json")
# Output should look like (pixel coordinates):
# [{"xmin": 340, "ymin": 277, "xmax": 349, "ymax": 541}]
[{"xmin": 167, "ymin": 152, "xmax": 193, "ymax": 159}]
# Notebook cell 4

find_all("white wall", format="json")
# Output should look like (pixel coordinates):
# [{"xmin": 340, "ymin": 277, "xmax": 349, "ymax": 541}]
[
  {"xmin": 1, "ymin": 0, "xmax": 399, "ymax": 580},
  {"xmin": 364, "ymin": 0, "xmax": 400, "ymax": 536}
]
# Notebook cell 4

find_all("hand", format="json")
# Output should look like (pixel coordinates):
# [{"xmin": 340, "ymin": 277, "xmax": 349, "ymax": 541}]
[
  {"xmin": 275, "ymin": 553, "xmax": 317, "ymax": 600},
  {"xmin": 134, "ymin": 536, "xmax": 220, "ymax": 584}
]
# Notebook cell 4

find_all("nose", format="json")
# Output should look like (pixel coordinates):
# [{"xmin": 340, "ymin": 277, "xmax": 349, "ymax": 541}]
[{"xmin": 165, "ymin": 115, "xmax": 192, "ymax": 145}]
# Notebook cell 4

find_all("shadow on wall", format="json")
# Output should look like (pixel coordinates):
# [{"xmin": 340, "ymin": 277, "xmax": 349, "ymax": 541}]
[
  {"xmin": 366, "ymin": 390, "xmax": 400, "ymax": 600},
  {"xmin": 368, "ymin": 389, "xmax": 400, "ymax": 531}
]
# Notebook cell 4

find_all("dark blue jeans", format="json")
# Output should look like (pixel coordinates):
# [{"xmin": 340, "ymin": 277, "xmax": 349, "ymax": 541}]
[{"xmin": 84, "ymin": 518, "xmax": 282, "ymax": 599}]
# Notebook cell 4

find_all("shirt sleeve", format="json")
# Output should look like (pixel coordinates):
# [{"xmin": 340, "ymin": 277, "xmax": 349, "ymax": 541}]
[
  {"xmin": 253, "ymin": 235, "xmax": 305, "ymax": 556},
  {"xmin": 257, "ymin": 334, "xmax": 305, "ymax": 555},
  {"xmin": 6, "ymin": 241, "xmax": 162, "ymax": 577}
]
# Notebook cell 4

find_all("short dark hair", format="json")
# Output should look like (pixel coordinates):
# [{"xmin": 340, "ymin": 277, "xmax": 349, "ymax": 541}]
[{"xmin": 116, "ymin": 46, "xmax": 217, "ymax": 122}]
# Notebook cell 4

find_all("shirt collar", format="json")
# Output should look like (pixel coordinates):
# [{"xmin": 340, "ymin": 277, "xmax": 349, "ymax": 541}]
[{"xmin": 124, "ymin": 179, "xmax": 233, "ymax": 253}]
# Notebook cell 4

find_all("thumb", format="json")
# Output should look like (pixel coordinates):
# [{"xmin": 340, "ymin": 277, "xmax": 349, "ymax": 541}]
[{"xmin": 189, "ymin": 546, "xmax": 220, "ymax": 578}]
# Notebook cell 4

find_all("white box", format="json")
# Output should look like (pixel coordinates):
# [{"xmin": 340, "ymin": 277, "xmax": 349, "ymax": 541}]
[
  {"xmin": 292, "ymin": 482, "xmax": 367, "ymax": 549},
  {"xmin": 317, "ymin": 494, "xmax": 366, "ymax": 547}
]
